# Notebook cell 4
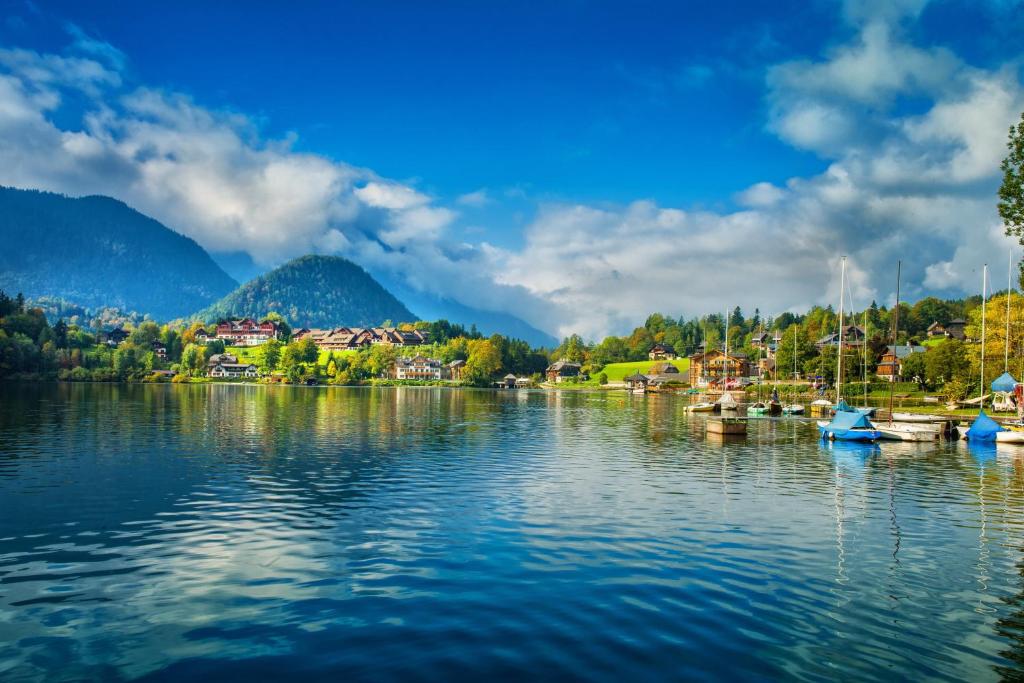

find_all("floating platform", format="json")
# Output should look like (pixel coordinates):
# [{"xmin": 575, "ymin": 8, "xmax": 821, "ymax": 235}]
[{"xmin": 706, "ymin": 417, "xmax": 748, "ymax": 436}]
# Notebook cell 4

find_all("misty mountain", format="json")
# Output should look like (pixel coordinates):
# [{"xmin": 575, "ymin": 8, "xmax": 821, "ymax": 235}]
[{"xmin": 0, "ymin": 187, "xmax": 238, "ymax": 319}]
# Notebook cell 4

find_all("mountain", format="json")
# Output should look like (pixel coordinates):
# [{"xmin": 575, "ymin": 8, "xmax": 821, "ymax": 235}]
[
  {"xmin": 197, "ymin": 255, "xmax": 415, "ymax": 328},
  {"xmin": 0, "ymin": 187, "xmax": 238, "ymax": 319}
]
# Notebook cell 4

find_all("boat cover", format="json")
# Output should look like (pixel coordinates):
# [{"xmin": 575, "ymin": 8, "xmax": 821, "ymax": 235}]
[
  {"xmin": 771, "ymin": 389, "xmax": 780, "ymax": 403},
  {"xmin": 835, "ymin": 399, "xmax": 857, "ymax": 413},
  {"xmin": 966, "ymin": 410, "xmax": 1004, "ymax": 442},
  {"xmin": 992, "ymin": 372, "xmax": 1018, "ymax": 393},
  {"xmin": 824, "ymin": 410, "xmax": 875, "ymax": 433}
]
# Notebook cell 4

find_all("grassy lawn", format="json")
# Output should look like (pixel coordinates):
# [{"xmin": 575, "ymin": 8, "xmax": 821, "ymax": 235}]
[
  {"xmin": 591, "ymin": 358, "xmax": 690, "ymax": 384},
  {"xmin": 922, "ymin": 338, "xmax": 946, "ymax": 348}
]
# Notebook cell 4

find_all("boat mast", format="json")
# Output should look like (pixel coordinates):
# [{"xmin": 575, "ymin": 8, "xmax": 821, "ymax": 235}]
[
  {"xmin": 981, "ymin": 264, "xmax": 987, "ymax": 403},
  {"xmin": 1007, "ymin": 254, "xmax": 1012, "ymax": 374},
  {"xmin": 837, "ymin": 256, "xmax": 846, "ymax": 402},
  {"xmin": 887, "ymin": 261, "xmax": 901, "ymax": 425},
  {"xmin": 724, "ymin": 309, "xmax": 729, "ymax": 391},
  {"xmin": 863, "ymin": 308, "xmax": 869, "ymax": 408}
]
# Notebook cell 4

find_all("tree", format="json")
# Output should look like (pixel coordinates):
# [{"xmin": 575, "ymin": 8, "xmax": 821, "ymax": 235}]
[
  {"xmin": 774, "ymin": 325, "xmax": 816, "ymax": 379},
  {"xmin": 464, "ymin": 339, "xmax": 502, "ymax": 385},
  {"xmin": 367, "ymin": 344, "xmax": 398, "ymax": 377},
  {"xmin": 999, "ymin": 109, "xmax": 1024, "ymax": 284},
  {"xmin": 52, "ymin": 319, "xmax": 68, "ymax": 348},
  {"xmin": 258, "ymin": 338, "xmax": 282, "ymax": 373},
  {"xmin": 181, "ymin": 344, "xmax": 202, "ymax": 377}
]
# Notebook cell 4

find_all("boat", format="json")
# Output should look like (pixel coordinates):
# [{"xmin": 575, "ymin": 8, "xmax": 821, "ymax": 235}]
[
  {"xmin": 717, "ymin": 391, "xmax": 739, "ymax": 411},
  {"xmin": 747, "ymin": 401, "xmax": 768, "ymax": 416},
  {"xmin": 890, "ymin": 412, "xmax": 944, "ymax": 423},
  {"xmin": 782, "ymin": 403, "xmax": 805, "ymax": 415},
  {"xmin": 963, "ymin": 266, "xmax": 1003, "ymax": 443},
  {"xmin": 687, "ymin": 402, "xmax": 716, "ymax": 412},
  {"xmin": 996, "ymin": 430, "xmax": 1024, "ymax": 444},
  {"xmin": 877, "ymin": 423, "xmax": 939, "ymax": 441},
  {"xmin": 768, "ymin": 388, "xmax": 783, "ymax": 416},
  {"xmin": 817, "ymin": 410, "xmax": 882, "ymax": 442}
]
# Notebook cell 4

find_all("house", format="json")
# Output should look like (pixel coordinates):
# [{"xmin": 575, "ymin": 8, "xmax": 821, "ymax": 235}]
[
  {"xmin": 514, "ymin": 377, "xmax": 532, "ymax": 388},
  {"xmin": 500, "ymin": 373, "xmax": 518, "ymax": 389},
  {"xmin": 99, "ymin": 327, "xmax": 129, "ymax": 346},
  {"xmin": 875, "ymin": 344, "xmax": 926, "ymax": 381},
  {"xmin": 194, "ymin": 330, "xmax": 212, "ymax": 344},
  {"xmin": 944, "ymin": 319, "xmax": 967, "ymax": 341},
  {"xmin": 207, "ymin": 353, "xmax": 259, "ymax": 378},
  {"xmin": 648, "ymin": 362, "xmax": 680, "ymax": 375},
  {"xmin": 926, "ymin": 319, "xmax": 967, "ymax": 341},
  {"xmin": 214, "ymin": 318, "xmax": 281, "ymax": 346},
  {"xmin": 816, "ymin": 325, "xmax": 867, "ymax": 350},
  {"xmin": 293, "ymin": 326, "xmax": 429, "ymax": 350},
  {"xmin": 648, "ymin": 343, "xmax": 677, "ymax": 360},
  {"xmin": 151, "ymin": 340, "xmax": 168, "ymax": 359},
  {"xmin": 445, "ymin": 359, "xmax": 466, "ymax": 381},
  {"xmin": 545, "ymin": 359, "xmax": 582, "ymax": 383},
  {"xmin": 625, "ymin": 372, "xmax": 649, "ymax": 392},
  {"xmin": 757, "ymin": 357, "xmax": 776, "ymax": 378},
  {"xmin": 392, "ymin": 355, "xmax": 443, "ymax": 380},
  {"xmin": 688, "ymin": 349, "xmax": 750, "ymax": 388}
]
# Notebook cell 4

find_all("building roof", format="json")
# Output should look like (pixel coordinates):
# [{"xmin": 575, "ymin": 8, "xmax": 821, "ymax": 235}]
[
  {"xmin": 648, "ymin": 362, "xmax": 679, "ymax": 374},
  {"xmin": 885, "ymin": 344, "xmax": 926, "ymax": 359},
  {"xmin": 650, "ymin": 342, "xmax": 675, "ymax": 352},
  {"xmin": 546, "ymin": 360, "xmax": 581, "ymax": 372},
  {"xmin": 624, "ymin": 372, "xmax": 648, "ymax": 382}
]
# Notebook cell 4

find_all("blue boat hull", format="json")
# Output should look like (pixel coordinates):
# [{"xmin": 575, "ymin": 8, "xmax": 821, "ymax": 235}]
[{"xmin": 818, "ymin": 425, "xmax": 882, "ymax": 442}]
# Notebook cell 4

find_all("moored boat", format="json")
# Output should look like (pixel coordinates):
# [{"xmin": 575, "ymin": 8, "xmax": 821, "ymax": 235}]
[
  {"xmin": 782, "ymin": 404, "xmax": 805, "ymax": 415},
  {"xmin": 996, "ymin": 430, "xmax": 1024, "ymax": 444},
  {"xmin": 747, "ymin": 401, "xmax": 768, "ymax": 416},
  {"xmin": 817, "ymin": 410, "xmax": 882, "ymax": 442},
  {"xmin": 877, "ymin": 423, "xmax": 939, "ymax": 441},
  {"xmin": 687, "ymin": 402, "xmax": 716, "ymax": 413},
  {"xmin": 717, "ymin": 391, "xmax": 739, "ymax": 411}
]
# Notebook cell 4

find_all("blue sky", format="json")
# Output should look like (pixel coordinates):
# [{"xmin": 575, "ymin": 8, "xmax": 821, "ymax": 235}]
[{"xmin": 1, "ymin": 0, "xmax": 1022, "ymax": 337}]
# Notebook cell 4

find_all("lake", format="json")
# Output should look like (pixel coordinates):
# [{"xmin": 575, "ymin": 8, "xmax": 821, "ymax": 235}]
[{"xmin": 2, "ymin": 383, "xmax": 1024, "ymax": 681}]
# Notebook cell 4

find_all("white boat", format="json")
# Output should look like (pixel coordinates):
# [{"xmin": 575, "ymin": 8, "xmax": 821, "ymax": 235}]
[
  {"xmin": 687, "ymin": 402, "xmax": 716, "ymax": 412},
  {"xmin": 890, "ymin": 412, "xmax": 944, "ymax": 423},
  {"xmin": 783, "ymin": 404, "xmax": 805, "ymax": 415},
  {"xmin": 877, "ymin": 423, "xmax": 939, "ymax": 441},
  {"xmin": 996, "ymin": 431, "xmax": 1024, "ymax": 444},
  {"xmin": 717, "ymin": 391, "xmax": 739, "ymax": 411}
]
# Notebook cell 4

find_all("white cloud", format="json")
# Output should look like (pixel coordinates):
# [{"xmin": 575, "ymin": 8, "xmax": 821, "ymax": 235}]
[
  {"xmin": 0, "ymin": 13, "xmax": 1021, "ymax": 340},
  {"xmin": 456, "ymin": 188, "xmax": 490, "ymax": 207}
]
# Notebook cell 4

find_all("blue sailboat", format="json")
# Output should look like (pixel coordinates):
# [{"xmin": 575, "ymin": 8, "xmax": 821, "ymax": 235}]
[
  {"xmin": 964, "ymin": 410, "xmax": 1003, "ymax": 442},
  {"xmin": 818, "ymin": 408, "xmax": 882, "ymax": 442}
]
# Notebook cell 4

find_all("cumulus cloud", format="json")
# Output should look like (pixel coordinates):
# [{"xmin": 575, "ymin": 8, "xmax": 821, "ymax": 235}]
[{"xmin": 0, "ymin": 14, "xmax": 1021, "ymax": 340}]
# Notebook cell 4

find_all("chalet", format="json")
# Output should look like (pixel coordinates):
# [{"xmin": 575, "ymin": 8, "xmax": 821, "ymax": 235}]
[
  {"xmin": 501, "ymin": 373, "xmax": 518, "ymax": 389},
  {"xmin": 875, "ymin": 344, "xmax": 926, "ymax": 381},
  {"xmin": 446, "ymin": 359, "xmax": 465, "ymax": 381},
  {"xmin": 816, "ymin": 325, "xmax": 867, "ymax": 350},
  {"xmin": 648, "ymin": 362, "xmax": 680, "ymax": 375},
  {"xmin": 752, "ymin": 331, "xmax": 784, "ymax": 358},
  {"xmin": 757, "ymin": 357, "xmax": 776, "ymax": 378},
  {"xmin": 151, "ymin": 340, "xmax": 168, "ymax": 359},
  {"xmin": 392, "ymin": 355, "xmax": 443, "ymax": 381},
  {"xmin": 293, "ymin": 326, "xmax": 429, "ymax": 350},
  {"xmin": 625, "ymin": 372, "xmax": 649, "ymax": 392},
  {"xmin": 195, "ymin": 330, "xmax": 212, "ymax": 344},
  {"xmin": 688, "ymin": 349, "xmax": 750, "ymax": 388},
  {"xmin": 215, "ymin": 318, "xmax": 281, "ymax": 347},
  {"xmin": 926, "ymin": 319, "xmax": 967, "ymax": 341},
  {"xmin": 545, "ymin": 359, "xmax": 582, "ymax": 383},
  {"xmin": 648, "ymin": 343, "xmax": 677, "ymax": 360},
  {"xmin": 99, "ymin": 328, "xmax": 129, "ymax": 346},
  {"xmin": 206, "ymin": 354, "xmax": 258, "ymax": 378}
]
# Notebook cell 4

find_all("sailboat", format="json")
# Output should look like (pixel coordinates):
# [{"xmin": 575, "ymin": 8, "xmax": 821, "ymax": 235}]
[
  {"xmin": 748, "ymin": 324, "xmax": 769, "ymax": 415},
  {"xmin": 716, "ymin": 310, "xmax": 739, "ymax": 412},
  {"xmin": 964, "ymin": 264, "xmax": 1004, "ymax": 442},
  {"xmin": 877, "ymin": 261, "xmax": 939, "ymax": 441},
  {"xmin": 783, "ymin": 325, "xmax": 805, "ymax": 414},
  {"xmin": 818, "ymin": 257, "xmax": 882, "ymax": 441},
  {"xmin": 995, "ymin": 254, "xmax": 1024, "ymax": 444}
]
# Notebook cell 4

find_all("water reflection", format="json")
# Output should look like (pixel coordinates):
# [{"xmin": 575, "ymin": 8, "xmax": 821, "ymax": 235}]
[{"xmin": 2, "ymin": 384, "xmax": 1024, "ymax": 680}]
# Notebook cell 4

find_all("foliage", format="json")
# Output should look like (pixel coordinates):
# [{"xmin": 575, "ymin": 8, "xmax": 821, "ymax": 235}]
[
  {"xmin": 999, "ymin": 109, "xmax": 1024, "ymax": 284},
  {"xmin": 196, "ymin": 255, "xmax": 414, "ymax": 328},
  {"xmin": 0, "ymin": 187, "xmax": 236, "ymax": 319}
]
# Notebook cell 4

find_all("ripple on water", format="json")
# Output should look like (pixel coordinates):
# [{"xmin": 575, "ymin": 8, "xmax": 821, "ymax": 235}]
[{"xmin": 2, "ymin": 384, "xmax": 1024, "ymax": 681}]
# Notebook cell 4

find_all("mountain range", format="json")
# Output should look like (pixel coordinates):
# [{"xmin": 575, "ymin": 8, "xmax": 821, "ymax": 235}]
[
  {"xmin": 0, "ymin": 187, "xmax": 557, "ymax": 345},
  {"xmin": 0, "ymin": 187, "xmax": 237, "ymax": 319}
]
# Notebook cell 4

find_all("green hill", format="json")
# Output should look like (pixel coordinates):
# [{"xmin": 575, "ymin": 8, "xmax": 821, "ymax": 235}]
[
  {"xmin": 594, "ymin": 359, "xmax": 690, "ymax": 383},
  {"xmin": 197, "ymin": 255, "xmax": 415, "ymax": 327},
  {"xmin": 0, "ymin": 187, "xmax": 238, "ymax": 319}
]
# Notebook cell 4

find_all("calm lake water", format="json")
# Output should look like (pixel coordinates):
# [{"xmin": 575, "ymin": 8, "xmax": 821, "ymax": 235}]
[{"xmin": 2, "ymin": 383, "xmax": 1024, "ymax": 681}]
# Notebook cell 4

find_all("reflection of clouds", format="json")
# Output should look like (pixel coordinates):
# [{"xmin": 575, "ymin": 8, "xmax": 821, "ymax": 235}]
[{"xmin": 6, "ymin": 386, "xmax": 1024, "ymax": 678}]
